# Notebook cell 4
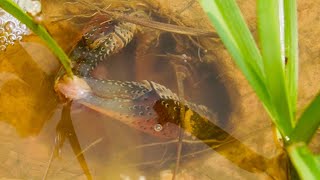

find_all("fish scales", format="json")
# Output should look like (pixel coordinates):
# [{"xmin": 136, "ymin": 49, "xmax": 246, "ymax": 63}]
[{"xmin": 70, "ymin": 20, "xmax": 137, "ymax": 77}]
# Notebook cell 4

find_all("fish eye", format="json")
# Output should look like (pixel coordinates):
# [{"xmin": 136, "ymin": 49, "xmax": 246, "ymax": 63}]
[{"xmin": 153, "ymin": 124, "xmax": 163, "ymax": 132}]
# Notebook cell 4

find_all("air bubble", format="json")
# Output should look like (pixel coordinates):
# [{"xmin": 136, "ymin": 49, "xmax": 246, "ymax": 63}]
[
  {"xmin": 25, "ymin": 1, "xmax": 42, "ymax": 16},
  {"xmin": 0, "ymin": 0, "xmax": 37, "ymax": 50},
  {"xmin": 0, "ymin": 37, "xmax": 7, "ymax": 44},
  {"xmin": 0, "ymin": 45, "xmax": 6, "ymax": 51},
  {"xmin": 15, "ymin": 30, "xmax": 22, "ymax": 36},
  {"xmin": 284, "ymin": 136, "xmax": 290, "ymax": 142},
  {"xmin": 8, "ymin": 34, "xmax": 16, "ymax": 41},
  {"xmin": 0, "ymin": 28, "xmax": 4, "ymax": 34},
  {"xmin": 154, "ymin": 124, "xmax": 163, "ymax": 132},
  {"xmin": 4, "ymin": 21, "xmax": 15, "ymax": 32}
]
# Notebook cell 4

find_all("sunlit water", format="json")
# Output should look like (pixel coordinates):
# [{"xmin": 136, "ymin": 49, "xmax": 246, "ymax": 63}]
[{"xmin": 0, "ymin": 0, "xmax": 288, "ymax": 179}]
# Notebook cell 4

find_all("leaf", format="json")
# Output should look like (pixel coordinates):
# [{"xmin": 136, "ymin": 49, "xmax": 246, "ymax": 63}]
[
  {"xmin": 284, "ymin": 0, "xmax": 299, "ymax": 122},
  {"xmin": 288, "ymin": 143, "xmax": 320, "ymax": 180},
  {"xmin": 257, "ymin": 0, "xmax": 293, "ymax": 135},
  {"xmin": 290, "ymin": 92, "xmax": 320, "ymax": 143}
]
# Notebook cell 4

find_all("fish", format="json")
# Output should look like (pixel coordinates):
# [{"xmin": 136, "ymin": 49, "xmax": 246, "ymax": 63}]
[{"xmin": 55, "ymin": 75, "xmax": 218, "ymax": 139}]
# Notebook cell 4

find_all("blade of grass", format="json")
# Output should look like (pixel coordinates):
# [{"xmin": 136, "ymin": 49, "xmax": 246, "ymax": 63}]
[
  {"xmin": 290, "ymin": 92, "xmax": 320, "ymax": 143},
  {"xmin": 199, "ymin": 0, "xmax": 270, "ymax": 108},
  {"xmin": 200, "ymin": 0, "xmax": 265, "ymax": 79},
  {"xmin": 0, "ymin": 0, "xmax": 73, "ymax": 77},
  {"xmin": 284, "ymin": 0, "xmax": 299, "ymax": 122},
  {"xmin": 288, "ymin": 142, "xmax": 320, "ymax": 180},
  {"xmin": 257, "ymin": 0, "xmax": 293, "ymax": 136},
  {"xmin": 199, "ymin": 0, "xmax": 295, "ymax": 136}
]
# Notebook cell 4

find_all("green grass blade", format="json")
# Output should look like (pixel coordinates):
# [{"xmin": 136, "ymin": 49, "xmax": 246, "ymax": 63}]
[
  {"xmin": 257, "ymin": 0, "xmax": 293, "ymax": 135},
  {"xmin": 284, "ymin": 0, "xmax": 299, "ymax": 122},
  {"xmin": 290, "ymin": 92, "xmax": 320, "ymax": 143},
  {"xmin": 199, "ymin": 0, "xmax": 296, "ymax": 136},
  {"xmin": 200, "ymin": 0, "xmax": 266, "ymax": 77},
  {"xmin": 288, "ymin": 143, "xmax": 320, "ymax": 180},
  {"xmin": 199, "ymin": 0, "xmax": 270, "ymax": 108},
  {"xmin": 0, "ymin": 0, "xmax": 73, "ymax": 77}
]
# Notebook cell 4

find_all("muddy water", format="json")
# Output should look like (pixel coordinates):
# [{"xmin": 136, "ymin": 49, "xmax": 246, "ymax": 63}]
[{"xmin": 3, "ymin": 0, "xmax": 319, "ymax": 179}]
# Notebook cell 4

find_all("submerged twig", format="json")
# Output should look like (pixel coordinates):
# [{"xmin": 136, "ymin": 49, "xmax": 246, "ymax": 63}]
[
  {"xmin": 127, "ymin": 147, "xmax": 213, "ymax": 168},
  {"xmin": 42, "ymin": 142, "xmax": 56, "ymax": 180},
  {"xmin": 77, "ymin": 0, "xmax": 218, "ymax": 37},
  {"xmin": 172, "ymin": 65, "xmax": 187, "ymax": 180},
  {"xmin": 52, "ymin": 137, "xmax": 103, "ymax": 177},
  {"xmin": 49, "ymin": 12, "xmax": 99, "ymax": 23},
  {"xmin": 176, "ymin": 0, "xmax": 197, "ymax": 14},
  {"xmin": 127, "ymin": 145, "xmax": 171, "ymax": 168}
]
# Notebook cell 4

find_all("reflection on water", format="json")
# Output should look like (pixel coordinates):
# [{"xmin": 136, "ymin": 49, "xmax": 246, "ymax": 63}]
[{"xmin": 0, "ymin": 0, "xmax": 288, "ymax": 179}]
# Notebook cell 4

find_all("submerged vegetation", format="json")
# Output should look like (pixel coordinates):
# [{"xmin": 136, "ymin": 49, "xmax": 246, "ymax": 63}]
[
  {"xmin": 200, "ymin": 0, "xmax": 320, "ymax": 179},
  {"xmin": 0, "ymin": 0, "xmax": 320, "ymax": 179}
]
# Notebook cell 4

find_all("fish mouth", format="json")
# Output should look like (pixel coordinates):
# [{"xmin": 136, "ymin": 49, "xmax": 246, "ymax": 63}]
[{"xmin": 54, "ymin": 75, "xmax": 92, "ymax": 100}]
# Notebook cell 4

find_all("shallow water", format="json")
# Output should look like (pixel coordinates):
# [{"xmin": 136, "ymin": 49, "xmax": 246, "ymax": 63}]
[{"xmin": 0, "ymin": 0, "xmax": 296, "ymax": 179}]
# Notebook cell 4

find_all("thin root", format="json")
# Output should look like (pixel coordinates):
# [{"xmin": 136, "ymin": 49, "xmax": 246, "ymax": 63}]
[{"xmin": 51, "ymin": 137, "xmax": 103, "ymax": 177}]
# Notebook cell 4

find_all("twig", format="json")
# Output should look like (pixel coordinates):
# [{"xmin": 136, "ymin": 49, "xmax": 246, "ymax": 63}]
[
  {"xmin": 42, "ymin": 140, "xmax": 58, "ymax": 180},
  {"xmin": 127, "ymin": 144, "xmax": 170, "ymax": 167},
  {"xmin": 126, "ymin": 147, "xmax": 213, "ymax": 168},
  {"xmin": 176, "ymin": 0, "xmax": 196, "ymax": 14},
  {"xmin": 49, "ymin": 12, "xmax": 99, "ymax": 23},
  {"xmin": 51, "ymin": 137, "xmax": 103, "ymax": 178},
  {"xmin": 77, "ymin": 0, "xmax": 218, "ymax": 37},
  {"xmin": 172, "ymin": 63, "xmax": 188, "ymax": 179}
]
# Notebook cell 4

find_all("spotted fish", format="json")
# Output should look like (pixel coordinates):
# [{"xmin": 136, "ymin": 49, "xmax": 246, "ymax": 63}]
[
  {"xmin": 55, "ymin": 14, "xmax": 219, "ymax": 139},
  {"xmin": 56, "ymin": 75, "xmax": 218, "ymax": 139}
]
